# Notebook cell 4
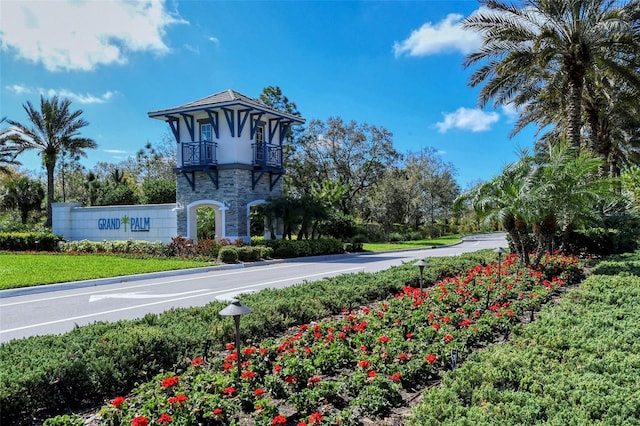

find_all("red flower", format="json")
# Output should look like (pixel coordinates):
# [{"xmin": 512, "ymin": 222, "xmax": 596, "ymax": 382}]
[
  {"xmin": 298, "ymin": 422, "xmax": 308, "ymax": 426},
  {"xmin": 131, "ymin": 416, "xmax": 149, "ymax": 426},
  {"xmin": 390, "ymin": 373, "xmax": 402, "ymax": 383},
  {"xmin": 213, "ymin": 407, "xmax": 223, "ymax": 416},
  {"xmin": 309, "ymin": 411, "xmax": 324, "ymax": 424},
  {"xmin": 285, "ymin": 375, "xmax": 298, "ymax": 383},
  {"xmin": 168, "ymin": 394, "xmax": 188, "ymax": 404},
  {"xmin": 241, "ymin": 370, "xmax": 257, "ymax": 380},
  {"xmin": 272, "ymin": 415, "xmax": 287, "ymax": 425},
  {"xmin": 161, "ymin": 376, "xmax": 179, "ymax": 388},
  {"xmin": 432, "ymin": 323, "xmax": 441, "ymax": 331},
  {"xmin": 308, "ymin": 376, "xmax": 321, "ymax": 384},
  {"xmin": 223, "ymin": 386, "xmax": 236, "ymax": 395},
  {"xmin": 405, "ymin": 332, "xmax": 413, "ymax": 340},
  {"xmin": 426, "ymin": 353, "xmax": 437, "ymax": 364},
  {"xmin": 225, "ymin": 343, "xmax": 235, "ymax": 350},
  {"xmin": 378, "ymin": 335, "xmax": 390, "ymax": 344},
  {"xmin": 244, "ymin": 347, "xmax": 257, "ymax": 356},
  {"xmin": 443, "ymin": 334, "xmax": 454, "ymax": 343},
  {"xmin": 158, "ymin": 413, "xmax": 172, "ymax": 424},
  {"xmin": 358, "ymin": 359, "xmax": 371, "ymax": 369},
  {"xmin": 223, "ymin": 362, "xmax": 234, "ymax": 371},
  {"xmin": 191, "ymin": 357, "xmax": 205, "ymax": 366},
  {"xmin": 253, "ymin": 387, "xmax": 266, "ymax": 397},
  {"xmin": 274, "ymin": 364, "xmax": 282, "ymax": 373},
  {"xmin": 111, "ymin": 396, "xmax": 125, "ymax": 408},
  {"xmin": 368, "ymin": 370, "xmax": 377, "ymax": 378}
]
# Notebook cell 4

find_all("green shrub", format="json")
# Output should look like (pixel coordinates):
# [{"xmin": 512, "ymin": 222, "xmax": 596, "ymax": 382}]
[
  {"xmin": 254, "ymin": 238, "xmax": 344, "ymax": 258},
  {"xmin": 237, "ymin": 246, "xmax": 261, "ymax": 261},
  {"xmin": 0, "ymin": 231, "xmax": 62, "ymax": 251},
  {"xmin": 218, "ymin": 246, "xmax": 239, "ymax": 263},
  {"xmin": 363, "ymin": 222, "xmax": 386, "ymax": 242},
  {"xmin": 388, "ymin": 232, "xmax": 403, "ymax": 242}
]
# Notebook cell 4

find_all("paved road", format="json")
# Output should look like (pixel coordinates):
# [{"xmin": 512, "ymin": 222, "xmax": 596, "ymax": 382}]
[{"xmin": 0, "ymin": 233, "xmax": 506, "ymax": 343}]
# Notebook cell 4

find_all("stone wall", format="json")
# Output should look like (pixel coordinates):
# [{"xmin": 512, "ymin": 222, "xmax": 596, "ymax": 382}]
[{"xmin": 176, "ymin": 166, "xmax": 283, "ymax": 242}]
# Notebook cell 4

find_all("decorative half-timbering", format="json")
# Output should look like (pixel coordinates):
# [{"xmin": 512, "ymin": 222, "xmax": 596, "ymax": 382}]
[{"xmin": 148, "ymin": 89, "xmax": 305, "ymax": 243}]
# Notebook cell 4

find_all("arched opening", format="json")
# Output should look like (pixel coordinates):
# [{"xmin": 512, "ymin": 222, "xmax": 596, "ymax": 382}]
[
  {"xmin": 186, "ymin": 200, "xmax": 226, "ymax": 242},
  {"xmin": 197, "ymin": 206, "xmax": 216, "ymax": 240},
  {"xmin": 247, "ymin": 199, "xmax": 267, "ymax": 240}
]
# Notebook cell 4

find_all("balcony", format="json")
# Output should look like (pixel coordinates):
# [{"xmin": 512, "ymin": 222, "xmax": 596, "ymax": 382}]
[
  {"xmin": 253, "ymin": 142, "xmax": 283, "ymax": 169},
  {"xmin": 181, "ymin": 141, "xmax": 217, "ymax": 167}
]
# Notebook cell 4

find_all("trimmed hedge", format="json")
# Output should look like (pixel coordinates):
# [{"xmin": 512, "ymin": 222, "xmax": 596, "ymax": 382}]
[
  {"xmin": 0, "ymin": 250, "xmax": 498, "ymax": 424},
  {"xmin": 253, "ymin": 238, "xmax": 344, "ymax": 258},
  {"xmin": 0, "ymin": 232, "xmax": 62, "ymax": 251}
]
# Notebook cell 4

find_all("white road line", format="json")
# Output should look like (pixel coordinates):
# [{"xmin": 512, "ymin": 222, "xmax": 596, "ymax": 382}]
[
  {"xmin": 88, "ymin": 289, "xmax": 210, "ymax": 302},
  {"xmin": 0, "ymin": 267, "xmax": 364, "ymax": 334}
]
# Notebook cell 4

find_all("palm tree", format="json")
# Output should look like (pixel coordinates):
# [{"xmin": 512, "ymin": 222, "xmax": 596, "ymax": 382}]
[
  {"xmin": 0, "ymin": 118, "xmax": 22, "ymax": 174},
  {"xmin": 463, "ymin": 0, "xmax": 640, "ymax": 150},
  {"xmin": 7, "ymin": 96, "xmax": 97, "ymax": 226},
  {"xmin": 456, "ymin": 152, "xmax": 536, "ymax": 265},
  {"xmin": 528, "ymin": 141, "xmax": 610, "ymax": 259}
]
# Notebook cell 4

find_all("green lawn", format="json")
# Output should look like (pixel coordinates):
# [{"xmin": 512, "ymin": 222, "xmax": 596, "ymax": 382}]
[
  {"xmin": 0, "ymin": 252, "xmax": 212, "ymax": 290},
  {"xmin": 362, "ymin": 235, "xmax": 461, "ymax": 252},
  {"xmin": 0, "ymin": 236, "xmax": 461, "ymax": 291}
]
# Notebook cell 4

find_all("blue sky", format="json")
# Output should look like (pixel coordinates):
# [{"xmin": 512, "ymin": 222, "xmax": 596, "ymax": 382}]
[{"xmin": 0, "ymin": 0, "xmax": 535, "ymax": 189}]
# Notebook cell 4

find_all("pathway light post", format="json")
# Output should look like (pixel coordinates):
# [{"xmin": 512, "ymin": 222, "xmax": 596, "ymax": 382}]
[
  {"xmin": 487, "ymin": 247, "xmax": 506, "ymax": 310},
  {"xmin": 219, "ymin": 301, "xmax": 252, "ymax": 384},
  {"xmin": 416, "ymin": 259, "xmax": 429, "ymax": 293}
]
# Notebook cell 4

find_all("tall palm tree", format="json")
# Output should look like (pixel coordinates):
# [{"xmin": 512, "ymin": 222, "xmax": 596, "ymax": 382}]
[
  {"xmin": 7, "ymin": 96, "xmax": 97, "ymax": 226},
  {"xmin": 463, "ymin": 0, "xmax": 640, "ymax": 150},
  {"xmin": 0, "ymin": 118, "xmax": 22, "ymax": 174}
]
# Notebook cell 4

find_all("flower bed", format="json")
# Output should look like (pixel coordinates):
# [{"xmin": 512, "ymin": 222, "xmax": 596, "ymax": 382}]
[{"xmin": 87, "ymin": 253, "xmax": 582, "ymax": 426}]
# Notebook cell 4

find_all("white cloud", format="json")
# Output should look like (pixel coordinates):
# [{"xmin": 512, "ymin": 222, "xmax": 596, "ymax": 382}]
[
  {"xmin": 501, "ymin": 103, "xmax": 520, "ymax": 121},
  {"xmin": 435, "ymin": 107, "xmax": 500, "ymax": 133},
  {"xmin": 184, "ymin": 44, "xmax": 200, "ymax": 54},
  {"xmin": 0, "ymin": 0, "xmax": 187, "ymax": 72},
  {"xmin": 6, "ymin": 84, "xmax": 116, "ymax": 105},
  {"xmin": 393, "ymin": 12, "xmax": 482, "ymax": 57},
  {"xmin": 104, "ymin": 149, "xmax": 128, "ymax": 154},
  {"xmin": 208, "ymin": 36, "xmax": 220, "ymax": 44}
]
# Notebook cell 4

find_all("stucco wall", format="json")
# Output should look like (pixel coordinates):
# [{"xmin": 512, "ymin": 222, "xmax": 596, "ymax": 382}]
[{"xmin": 52, "ymin": 203, "xmax": 178, "ymax": 243}]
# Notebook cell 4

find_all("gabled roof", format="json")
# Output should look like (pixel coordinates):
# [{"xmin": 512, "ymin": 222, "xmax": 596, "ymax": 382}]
[{"xmin": 148, "ymin": 89, "xmax": 305, "ymax": 123}]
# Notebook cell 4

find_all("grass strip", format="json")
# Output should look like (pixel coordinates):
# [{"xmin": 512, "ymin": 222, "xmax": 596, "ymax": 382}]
[
  {"xmin": 0, "ymin": 252, "xmax": 212, "ymax": 290},
  {"xmin": 363, "ymin": 235, "xmax": 461, "ymax": 252}
]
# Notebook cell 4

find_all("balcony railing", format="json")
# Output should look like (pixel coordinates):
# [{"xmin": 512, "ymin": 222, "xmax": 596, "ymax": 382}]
[
  {"xmin": 253, "ymin": 143, "xmax": 282, "ymax": 168},
  {"xmin": 182, "ymin": 141, "xmax": 217, "ymax": 167}
]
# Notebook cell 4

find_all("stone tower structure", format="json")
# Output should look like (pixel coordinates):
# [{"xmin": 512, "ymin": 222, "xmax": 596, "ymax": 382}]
[{"xmin": 148, "ymin": 89, "xmax": 305, "ymax": 242}]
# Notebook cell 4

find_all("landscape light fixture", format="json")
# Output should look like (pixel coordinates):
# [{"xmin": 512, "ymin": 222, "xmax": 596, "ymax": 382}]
[
  {"xmin": 219, "ymin": 300, "xmax": 253, "ymax": 384},
  {"xmin": 415, "ymin": 259, "xmax": 429, "ymax": 293}
]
